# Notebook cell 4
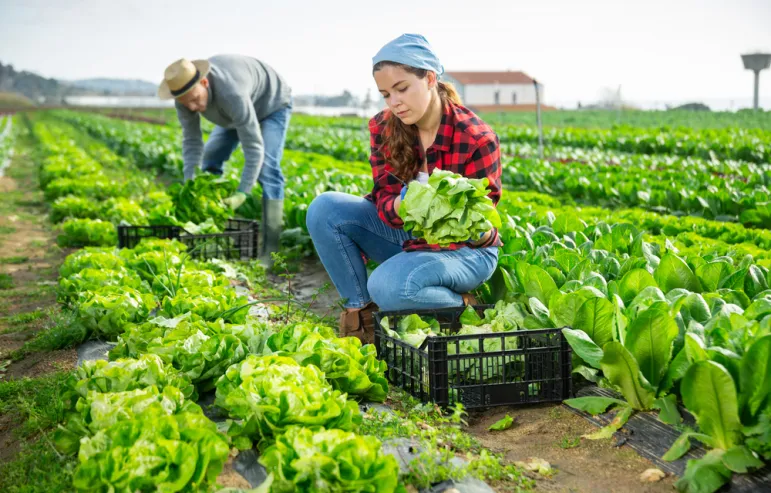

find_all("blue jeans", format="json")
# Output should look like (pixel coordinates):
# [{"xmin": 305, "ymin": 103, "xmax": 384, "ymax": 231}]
[
  {"xmin": 306, "ymin": 191, "xmax": 499, "ymax": 311},
  {"xmin": 202, "ymin": 102, "xmax": 292, "ymax": 199}
]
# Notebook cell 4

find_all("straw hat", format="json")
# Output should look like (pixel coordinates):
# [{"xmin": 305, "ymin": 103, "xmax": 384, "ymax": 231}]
[{"xmin": 158, "ymin": 58, "xmax": 211, "ymax": 100}]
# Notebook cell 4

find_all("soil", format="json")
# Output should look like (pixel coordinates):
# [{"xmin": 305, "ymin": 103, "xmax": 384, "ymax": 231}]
[
  {"xmin": 4, "ymin": 349, "xmax": 78, "ymax": 380},
  {"xmin": 216, "ymin": 452, "xmax": 254, "ymax": 489},
  {"xmin": 0, "ymin": 129, "xmax": 78, "ymax": 466},
  {"xmin": 271, "ymin": 257, "xmax": 341, "ymax": 320},
  {"xmin": 467, "ymin": 405, "xmax": 676, "ymax": 493},
  {"xmin": 0, "ymin": 413, "xmax": 18, "ymax": 464},
  {"xmin": 0, "ymin": 133, "xmax": 75, "ymax": 374}
]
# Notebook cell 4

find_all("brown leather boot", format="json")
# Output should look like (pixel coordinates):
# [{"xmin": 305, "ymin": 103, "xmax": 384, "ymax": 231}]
[
  {"xmin": 339, "ymin": 302, "xmax": 379, "ymax": 345},
  {"xmin": 461, "ymin": 293, "xmax": 479, "ymax": 306}
]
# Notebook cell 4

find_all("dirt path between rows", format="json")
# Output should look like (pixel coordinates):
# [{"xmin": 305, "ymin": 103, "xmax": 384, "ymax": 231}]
[
  {"xmin": 0, "ymin": 124, "xmax": 79, "ymax": 471},
  {"xmin": 468, "ymin": 405, "xmax": 675, "ymax": 492},
  {"xmin": 271, "ymin": 257, "xmax": 341, "ymax": 320},
  {"xmin": 0, "ymin": 129, "xmax": 77, "ymax": 377}
]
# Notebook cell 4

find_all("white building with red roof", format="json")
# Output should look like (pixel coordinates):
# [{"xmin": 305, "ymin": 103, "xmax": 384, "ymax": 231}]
[{"xmin": 443, "ymin": 71, "xmax": 549, "ymax": 112}]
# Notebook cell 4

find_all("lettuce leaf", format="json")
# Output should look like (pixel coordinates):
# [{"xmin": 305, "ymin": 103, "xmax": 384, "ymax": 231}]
[
  {"xmin": 71, "ymin": 412, "xmax": 228, "ymax": 492},
  {"xmin": 259, "ymin": 425, "xmax": 400, "ymax": 493},
  {"xmin": 399, "ymin": 169, "xmax": 501, "ymax": 247},
  {"xmin": 75, "ymin": 286, "xmax": 156, "ymax": 340},
  {"xmin": 60, "ymin": 248, "xmax": 126, "ymax": 279},
  {"xmin": 264, "ymin": 323, "xmax": 388, "ymax": 402},
  {"xmin": 215, "ymin": 355, "xmax": 361, "ymax": 448}
]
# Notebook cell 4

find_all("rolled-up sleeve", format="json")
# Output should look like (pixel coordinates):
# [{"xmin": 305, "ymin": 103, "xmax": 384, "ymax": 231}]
[{"xmin": 176, "ymin": 104, "xmax": 204, "ymax": 181}]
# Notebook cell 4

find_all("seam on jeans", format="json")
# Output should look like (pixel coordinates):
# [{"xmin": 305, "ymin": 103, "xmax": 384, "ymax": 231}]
[
  {"xmin": 481, "ymin": 252, "xmax": 498, "ymax": 283},
  {"xmin": 410, "ymin": 280, "xmax": 466, "ymax": 305},
  {"xmin": 402, "ymin": 250, "xmax": 479, "ymax": 298},
  {"xmin": 411, "ymin": 290, "xmax": 465, "ymax": 306},
  {"xmin": 337, "ymin": 220, "xmax": 409, "ymax": 247},
  {"xmin": 332, "ymin": 223, "xmax": 369, "ymax": 308},
  {"xmin": 405, "ymin": 248, "xmax": 492, "ymax": 303}
]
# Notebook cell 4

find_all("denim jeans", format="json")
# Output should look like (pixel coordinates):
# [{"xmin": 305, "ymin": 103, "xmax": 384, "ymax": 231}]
[
  {"xmin": 306, "ymin": 191, "xmax": 499, "ymax": 311},
  {"xmin": 201, "ymin": 102, "xmax": 292, "ymax": 199}
]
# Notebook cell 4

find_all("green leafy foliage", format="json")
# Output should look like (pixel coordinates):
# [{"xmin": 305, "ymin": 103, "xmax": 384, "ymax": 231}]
[
  {"xmin": 27, "ymin": 111, "xmax": 771, "ymax": 492},
  {"xmin": 54, "ymin": 385, "xmax": 201, "ymax": 455},
  {"xmin": 59, "ymin": 248, "xmax": 126, "ymax": 279},
  {"xmin": 655, "ymin": 254, "xmax": 702, "ymax": 294},
  {"xmin": 488, "ymin": 414, "xmax": 514, "ymax": 431},
  {"xmin": 68, "ymin": 354, "xmax": 196, "ymax": 401},
  {"xmin": 100, "ymin": 197, "xmax": 148, "ymax": 225},
  {"xmin": 653, "ymin": 394, "xmax": 683, "ymax": 425},
  {"xmin": 259, "ymin": 426, "xmax": 400, "ymax": 493},
  {"xmin": 168, "ymin": 174, "xmax": 238, "ymax": 228},
  {"xmin": 71, "ymin": 413, "xmax": 228, "ymax": 492},
  {"xmin": 600, "ymin": 342, "xmax": 655, "ymax": 411},
  {"xmin": 75, "ymin": 286, "xmax": 156, "ymax": 340},
  {"xmin": 264, "ymin": 322, "xmax": 389, "ymax": 402},
  {"xmin": 399, "ymin": 170, "xmax": 502, "ymax": 246},
  {"xmin": 215, "ymin": 355, "xmax": 361, "ymax": 448},
  {"xmin": 58, "ymin": 218, "xmax": 117, "ymax": 247},
  {"xmin": 681, "ymin": 361, "xmax": 743, "ymax": 451},
  {"xmin": 161, "ymin": 285, "xmax": 248, "ymax": 323},
  {"xmin": 58, "ymin": 267, "xmax": 148, "ymax": 305},
  {"xmin": 624, "ymin": 302, "xmax": 679, "ymax": 389},
  {"xmin": 675, "ymin": 450, "xmax": 733, "ymax": 493},
  {"xmin": 110, "ymin": 316, "xmax": 250, "ymax": 391},
  {"xmin": 50, "ymin": 195, "xmax": 100, "ymax": 223}
]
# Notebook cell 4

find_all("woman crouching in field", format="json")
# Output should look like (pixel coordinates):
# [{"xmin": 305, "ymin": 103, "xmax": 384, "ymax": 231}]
[{"xmin": 307, "ymin": 33, "xmax": 502, "ymax": 343}]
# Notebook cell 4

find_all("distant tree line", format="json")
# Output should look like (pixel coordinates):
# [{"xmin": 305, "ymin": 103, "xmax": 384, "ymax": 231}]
[{"xmin": 0, "ymin": 61, "xmax": 78, "ymax": 103}]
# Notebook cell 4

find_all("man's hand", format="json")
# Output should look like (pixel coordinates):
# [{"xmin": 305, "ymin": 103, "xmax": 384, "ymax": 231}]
[{"xmin": 223, "ymin": 192, "xmax": 247, "ymax": 210}]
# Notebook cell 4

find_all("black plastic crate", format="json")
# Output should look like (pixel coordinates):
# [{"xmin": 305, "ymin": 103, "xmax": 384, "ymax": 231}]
[
  {"xmin": 117, "ymin": 218, "xmax": 259, "ymax": 260},
  {"xmin": 374, "ymin": 305, "xmax": 572, "ymax": 409}
]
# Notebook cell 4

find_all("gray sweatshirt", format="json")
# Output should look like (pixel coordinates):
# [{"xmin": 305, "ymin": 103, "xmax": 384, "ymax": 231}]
[{"xmin": 175, "ymin": 54, "xmax": 291, "ymax": 193}]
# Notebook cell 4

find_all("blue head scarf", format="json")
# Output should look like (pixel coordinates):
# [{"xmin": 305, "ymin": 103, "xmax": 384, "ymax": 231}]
[{"xmin": 372, "ymin": 34, "xmax": 444, "ymax": 78}]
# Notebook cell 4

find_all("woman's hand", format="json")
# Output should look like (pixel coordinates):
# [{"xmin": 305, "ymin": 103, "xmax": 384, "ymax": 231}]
[
  {"xmin": 469, "ymin": 230, "xmax": 492, "ymax": 246},
  {"xmin": 394, "ymin": 185, "xmax": 408, "ymax": 214}
]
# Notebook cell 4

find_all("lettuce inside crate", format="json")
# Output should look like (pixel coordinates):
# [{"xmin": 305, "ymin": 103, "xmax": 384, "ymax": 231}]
[{"xmin": 374, "ymin": 303, "xmax": 572, "ymax": 409}]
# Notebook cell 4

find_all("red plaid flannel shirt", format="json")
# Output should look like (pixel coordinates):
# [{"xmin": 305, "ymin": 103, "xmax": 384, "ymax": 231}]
[{"xmin": 364, "ymin": 101, "xmax": 503, "ymax": 252}]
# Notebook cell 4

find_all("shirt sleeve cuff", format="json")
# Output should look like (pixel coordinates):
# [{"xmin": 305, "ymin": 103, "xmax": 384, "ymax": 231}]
[
  {"xmin": 380, "ymin": 194, "xmax": 404, "ymax": 228},
  {"xmin": 474, "ymin": 229, "xmax": 499, "ymax": 248}
]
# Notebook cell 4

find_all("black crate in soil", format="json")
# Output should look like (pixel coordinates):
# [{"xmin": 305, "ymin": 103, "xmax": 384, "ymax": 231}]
[
  {"xmin": 117, "ymin": 218, "xmax": 259, "ymax": 260},
  {"xmin": 374, "ymin": 305, "xmax": 572, "ymax": 409}
]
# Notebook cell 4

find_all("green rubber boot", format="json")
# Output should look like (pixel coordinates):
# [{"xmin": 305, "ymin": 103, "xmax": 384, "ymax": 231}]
[{"xmin": 259, "ymin": 197, "xmax": 284, "ymax": 269}]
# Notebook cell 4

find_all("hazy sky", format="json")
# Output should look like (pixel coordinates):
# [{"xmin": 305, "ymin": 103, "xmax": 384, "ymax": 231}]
[{"xmin": 1, "ymin": 0, "xmax": 770, "ymax": 109}]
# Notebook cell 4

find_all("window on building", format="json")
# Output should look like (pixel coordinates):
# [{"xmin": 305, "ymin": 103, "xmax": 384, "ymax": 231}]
[
  {"xmin": 494, "ymin": 91, "xmax": 500, "ymax": 105},
  {"xmin": 512, "ymin": 92, "xmax": 517, "ymax": 104}
]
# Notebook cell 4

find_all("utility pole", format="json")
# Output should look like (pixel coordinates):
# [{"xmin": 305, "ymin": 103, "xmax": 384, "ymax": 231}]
[{"xmin": 533, "ymin": 79, "xmax": 544, "ymax": 160}]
